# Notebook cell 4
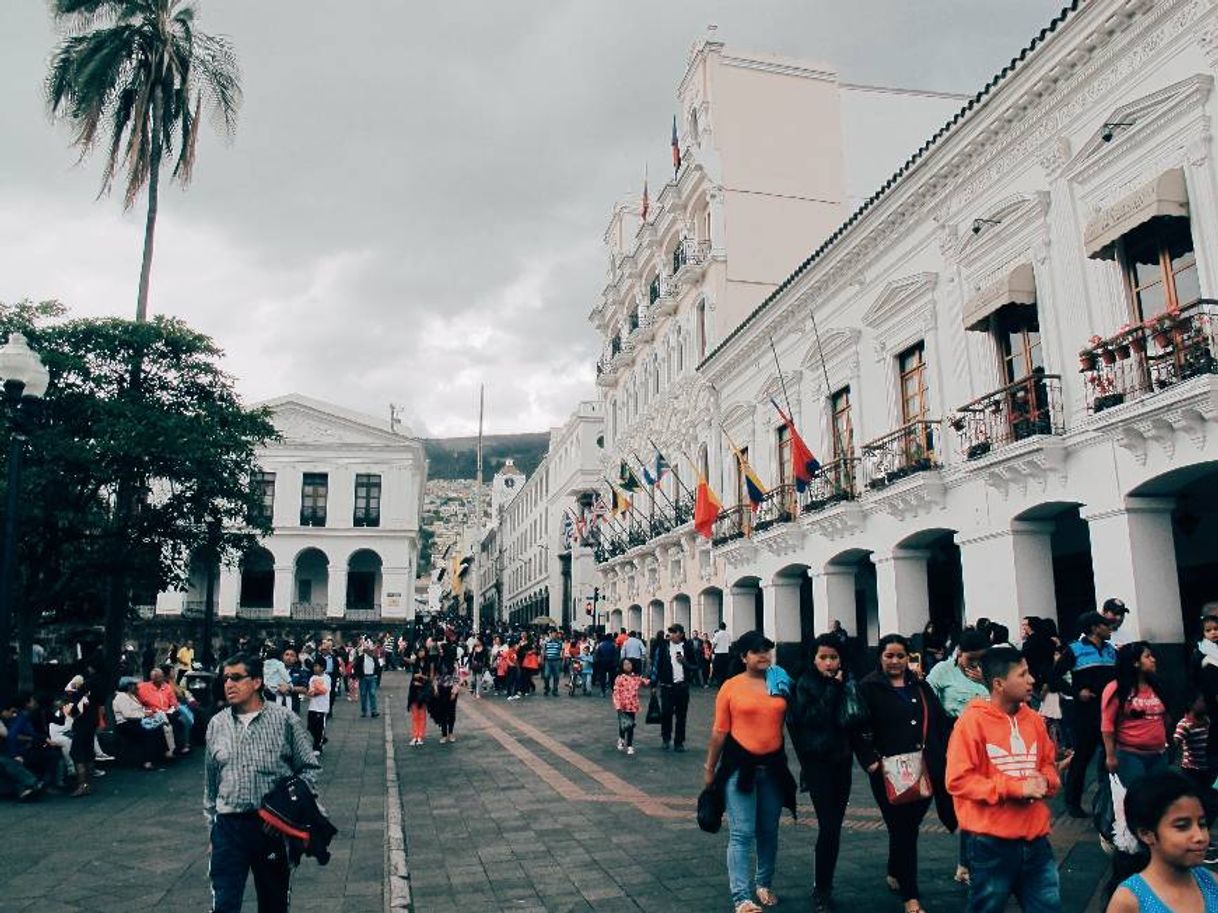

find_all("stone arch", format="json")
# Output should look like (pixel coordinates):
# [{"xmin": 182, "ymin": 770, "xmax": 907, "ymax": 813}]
[
  {"xmin": 671, "ymin": 593, "xmax": 692, "ymax": 632},
  {"xmin": 1009, "ymin": 501, "xmax": 1094, "ymax": 639},
  {"xmin": 239, "ymin": 546, "xmax": 275, "ymax": 610},
  {"xmin": 773, "ymin": 563, "xmax": 815, "ymax": 652},
  {"xmin": 697, "ymin": 586, "xmax": 724, "ymax": 632},
  {"xmin": 824, "ymin": 548, "xmax": 878, "ymax": 647},
  {"xmin": 609, "ymin": 608, "xmax": 624, "ymax": 631},
  {"xmin": 728, "ymin": 575, "xmax": 763, "ymax": 636},
  {"xmin": 890, "ymin": 527, "xmax": 963, "ymax": 638},
  {"xmin": 626, "ymin": 604, "xmax": 642, "ymax": 632},
  {"xmin": 647, "ymin": 599, "xmax": 666, "ymax": 639},
  {"xmin": 347, "ymin": 548, "xmax": 383, "ymax": 613},
  {"xmin": 293, "ymin": 547, "xmax": 330, "ymax": 617}
]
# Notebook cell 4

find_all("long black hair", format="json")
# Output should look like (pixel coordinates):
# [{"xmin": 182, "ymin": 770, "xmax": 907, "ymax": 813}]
[{"xmin": 1113, "ymin": 641, "xmax": 1168, "ymax": 713}]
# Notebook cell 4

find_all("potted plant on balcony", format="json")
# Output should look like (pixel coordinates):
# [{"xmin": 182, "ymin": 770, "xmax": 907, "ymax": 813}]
[
  {"xmin": 1078, "ymin": 345, "xmax": 1097, "ymax": 372},
  {"xmin": 1113, "ymin": 324, "xmax": 1133, "ymax": 361},
  {"xmin": 967, "ymin": 439, "xmax": 992, "ymax": 460},
  {"xmin": 949, "ymin": 414, "xmax": 967, "ymax": 433}
]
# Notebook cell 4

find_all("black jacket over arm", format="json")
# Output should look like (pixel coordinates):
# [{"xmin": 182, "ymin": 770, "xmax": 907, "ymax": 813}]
[{"xmin": 787, "ymin": 671, "xmax": 853, "ymax": 765}]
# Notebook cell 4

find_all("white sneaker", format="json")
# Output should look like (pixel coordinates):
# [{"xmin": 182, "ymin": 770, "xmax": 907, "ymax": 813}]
[
  {"xmin": 617, "ymin": 738, "xmax": 625, "ymax": 751},
  {"xmin": 94, "ymin": 753, "xmax": 116, "ymax": 763},
  {"xmin": 626, "ymin": 746, "xmax": 635, "ymax": 755}
]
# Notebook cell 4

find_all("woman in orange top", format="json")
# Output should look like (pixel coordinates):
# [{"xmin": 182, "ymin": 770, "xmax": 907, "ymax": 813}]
[{"xmin": 703, "ymin": 631, "xmax": 797, "ymax": 913}]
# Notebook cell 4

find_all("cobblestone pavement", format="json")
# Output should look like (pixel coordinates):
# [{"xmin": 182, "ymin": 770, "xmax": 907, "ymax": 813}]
[
  {"xmin": 0, "ymin": 685, "xmax": 386, "ymax": 913},
  {"xmin": 392, "ymin": 674, "xmax": 1112, "ymax": 913}
]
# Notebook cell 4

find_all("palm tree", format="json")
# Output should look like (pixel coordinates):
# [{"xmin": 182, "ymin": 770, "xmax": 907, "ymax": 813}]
[{"xmin": 46, "ymin": 0, "xmax": 241, "ymax": 322}]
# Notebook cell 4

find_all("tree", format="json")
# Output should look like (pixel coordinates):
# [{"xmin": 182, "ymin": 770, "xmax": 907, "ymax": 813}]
[
  {"xmin": 0, "ymin": 301, "xmax": 275, "ymax": 692},
  {"xmin": 45, "ymin": 0, "xmax": 241, "ymax": 322}
]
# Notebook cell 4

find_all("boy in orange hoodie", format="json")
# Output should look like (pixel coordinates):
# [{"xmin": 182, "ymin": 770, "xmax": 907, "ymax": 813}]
[{"xmin": 946, "ymin": 645, "xmax": 1061, "ymax": 913}]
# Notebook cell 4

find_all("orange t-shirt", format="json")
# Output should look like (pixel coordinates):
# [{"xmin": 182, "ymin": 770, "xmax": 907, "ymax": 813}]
[{"xmin": 712, "ymin": 674, "xmax": 787, "ymax": 755}]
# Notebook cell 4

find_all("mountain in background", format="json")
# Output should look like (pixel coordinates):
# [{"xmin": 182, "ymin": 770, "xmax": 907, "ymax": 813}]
[{"xmin": 423, "ymin": 432, "xmax": 550, "ymax": 481}]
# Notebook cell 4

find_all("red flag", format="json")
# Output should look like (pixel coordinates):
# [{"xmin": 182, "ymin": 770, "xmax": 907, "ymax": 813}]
[
  {"xmin": 772, "ymin": 399, "xmax": 820, "ymax": 491},
  {"xmin": 694, "ymin": 476, "xmax": 723, "ymax": 539}
]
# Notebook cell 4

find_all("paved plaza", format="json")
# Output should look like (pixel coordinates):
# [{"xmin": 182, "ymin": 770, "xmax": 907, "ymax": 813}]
[{"xmin": 1, "ymin": 672, "xmax": 1117, "ymax": 913}]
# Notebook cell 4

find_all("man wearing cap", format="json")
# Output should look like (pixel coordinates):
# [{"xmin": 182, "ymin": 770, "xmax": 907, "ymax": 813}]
[
  {"xmin": 1053, "ymin": 610, "xmax": 1117, "ymax": 817},
  {"xmin": 1102, "ymin": 598, "xmax": 1131, "ymax": 648},
  {"xmin": 651, "ymin": 623, "xmax": 698, "ymax": 751}
]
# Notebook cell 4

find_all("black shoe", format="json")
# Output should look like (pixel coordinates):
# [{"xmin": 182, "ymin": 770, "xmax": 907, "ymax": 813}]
[
  {"xmin": 813, "ymin": 890, "xmax": 836, "ymax": 913},
  {"xmin": 1066, "ymin": 804, "xmax": 1090, "ymax": 819},
  {"xmin": 371, "ymin": 712, "xmax": 379, "ymax": 718},
  {"xmin": 662, "ymin": 741, "xmax": 671, "ymax": 750},
  {"xmin": 674, "ymin": 744, "xmax": 686, "ymax": 753}
]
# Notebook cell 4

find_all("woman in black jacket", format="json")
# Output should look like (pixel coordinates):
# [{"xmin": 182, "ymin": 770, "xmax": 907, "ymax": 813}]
[
  {"xmin": 853, "ymin": 634, "xmax": 951, "ymax": 913},
  {"xmin": 788, "ymin": 634, "xmax": 864, "ymax": 913}
]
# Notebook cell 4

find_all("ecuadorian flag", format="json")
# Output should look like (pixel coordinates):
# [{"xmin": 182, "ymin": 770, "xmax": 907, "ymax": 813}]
[{"xmin": 738, "ymin": 452, "xmax": 767, "ymax": 511}]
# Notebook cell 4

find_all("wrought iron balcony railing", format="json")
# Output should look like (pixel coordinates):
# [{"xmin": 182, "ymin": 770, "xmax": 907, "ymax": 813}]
[
  {"xmin": 1080, "ymin": 299, "xmax": 1218, "ymax": 413},
  {"xmin": 673, "ymin": 238, "xmax": 711, "ymax": 275},
  {"xmin": 861, "ymin": 420, "xmax": 940, "ymax": 490},
  {"xmin": 290, "ymin": 602, "xmax": 327, "ymax": 620},
  {"xmin": 712, "ymin": 505, "xmax": 748, "ymax": 546},
  {"xmin": 797, "ymin": 457, "xmax": 860, "ymax": 513},
  {"xmin": 755, "ymin": 484, "xmax": 797, "ymax": 532},
  {"xmin": 182, "ymin": 599, "xmax": 209, "ymax": 620},
  {"xmin": 950, "ymin": 373, "xmax": 1064, "ymax": 460},
  {"xmin": 345, "ymin": 606, "xmax": 382, "ymax": 622},
  {"xmin": 237, "ymin": 605, "xmax": 274, "ymax": 620}
]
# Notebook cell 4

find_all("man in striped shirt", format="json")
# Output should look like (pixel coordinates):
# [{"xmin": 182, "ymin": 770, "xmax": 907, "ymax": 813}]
[
  {"xmin": 542, "ymin": 630, "xmax": 564, "ymax": 696},
  {"xmin": 205, "ymin": 653, "xmax": 320, "ymax": 913}
]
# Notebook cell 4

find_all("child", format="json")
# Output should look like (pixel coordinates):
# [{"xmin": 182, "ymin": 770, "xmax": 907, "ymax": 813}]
[
  {"xmin": 612, "ymin": 658, "xmax": 644, "ymax": 755},
  {"xmin": 1107, "ymin": 769, "xmax": 1218, "ymax": 912},
  {"xmin": 306, "ymin": 660, "xmax": 330, "ymax": 754},
  {"xmin": 1174, "ymin": 694, "xmax": 1218, "ymax": 864},
  {"xmin": 946, "ymin": 646, "xmax": 1062, "ymax": 913}
]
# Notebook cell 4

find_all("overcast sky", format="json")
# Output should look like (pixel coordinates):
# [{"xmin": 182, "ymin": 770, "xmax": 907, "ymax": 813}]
[{"xmin": 0, "ymin": 1, "xmax": 1066, "ymax": 436}]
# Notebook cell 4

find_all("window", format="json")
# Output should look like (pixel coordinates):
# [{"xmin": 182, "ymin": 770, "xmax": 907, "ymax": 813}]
[
  {"xmin": 735, "ymin": 445, "xmax": 750, "ymax": 508},
  {"xmin": 354, "ymin": 473, "xmax": 382, "ymax": 528},
  {"xmin": 251, "ymin": 470, "xmax": 276, "ymax": 523},
  {"xmin": 628, "ymin": 308, "xmax": 639, "ymax": 333},
  {"xmin": 776, "ymin": 424, "xmax": 791, "ymax": 488},
  {"xmin": 830, "ymin": 387, "xmax": 854, "ymax": 460},
  {"xmin": 994, "ymin": 306, "xmax": 1043, "ymax": 385},
  {"xmin": 1119, "ymin": 217, "xmax": 1200, "ymax": 321},
  {"xmin": 897, "ymin": 343, "xmax": 929, "ymax": 424},
  {"xmin": 300, "ymin": 472, "xmax": 328, "ymax": 527},
  {"xmin": 649, "ymin": 274, "xmax": 661, "ymax": 305}
]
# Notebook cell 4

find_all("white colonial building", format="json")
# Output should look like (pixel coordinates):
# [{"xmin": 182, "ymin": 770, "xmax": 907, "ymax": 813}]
[
  {"xmin": 474, "ymin": 401, "xmax": 606, "ymax": 627},
  {"xmin": 595, "ymin": 0, "xmax": 1218, "ymax": 664},
  {"xmin": 156, "ymin": 394, "xmax": 427, "ymax": 623}
]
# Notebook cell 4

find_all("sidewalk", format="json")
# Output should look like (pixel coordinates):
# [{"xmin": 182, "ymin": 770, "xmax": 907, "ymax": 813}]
[
  {"xmin": 391, "ymin": 679, "xmax": 1111, "ymax": 913},
  {"xmin": 0, "ymin": 685, "xmax": 387, "ymax": 913}
]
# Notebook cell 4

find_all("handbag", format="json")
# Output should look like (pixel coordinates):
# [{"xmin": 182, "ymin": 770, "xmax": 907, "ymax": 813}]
[
  {"xmin": 880, "ymin": 692, "xmax": 933, "ymax": 805},
  {"xmin": 645, "ymin": 691, "xmax": 662, "ymax": 725},
  {"xmin": 696, "ymin": 786, "xmax": 725, "ymax": 833}
]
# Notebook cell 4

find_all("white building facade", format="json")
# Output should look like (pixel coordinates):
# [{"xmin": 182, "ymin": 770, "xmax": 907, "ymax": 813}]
[
  {"xmin": 596, "ymin": 0, "xmax": 1218, "ymax": 663},
  {"xmin": 157, "ymin": 394, "xmax": 427, "ymax": 623}
]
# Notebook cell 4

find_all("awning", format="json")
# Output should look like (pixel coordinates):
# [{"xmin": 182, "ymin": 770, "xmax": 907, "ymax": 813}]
[
  {"xmin": 1084, "ymin": 168, "xmax": 1190, "ymax": 260},
  {"xmin": 964, "ymin": 261, "xmax": 1037, "ymax": 331}
]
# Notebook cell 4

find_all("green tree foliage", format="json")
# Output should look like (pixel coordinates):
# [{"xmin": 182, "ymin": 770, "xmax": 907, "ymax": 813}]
[
  {"xmin": 0, "ymin": 301, "xmax": 275, "ymax": 687},
  {"xmin": 45, "ymin": 0, "xmax": 241, "ymax": 321}
]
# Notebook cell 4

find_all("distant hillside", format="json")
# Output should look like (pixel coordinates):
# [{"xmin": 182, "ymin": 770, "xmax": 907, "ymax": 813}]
[{"xmin": 424, "ymin": 432, "xmax": 550, "ymax": 480}]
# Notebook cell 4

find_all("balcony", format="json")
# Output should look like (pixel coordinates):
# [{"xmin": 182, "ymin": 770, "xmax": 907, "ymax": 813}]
[
  {"xmin": 797, "ymin": 458, "xmax": 860, "ymax": 513},
  {"xmin": 182, "ymin": 600, "xmax": 210, "ymax": 620},
  {"xmin": 596, "ymin": 353, "xmax": 620, "ymax": 387},
  {"xmin": 653, "ymin": 275, "xmax": 681, "ymax": 317},
  {"xmin": 591, "ymin": 496, "xmax": 695, "ymax": 564},
  {"xmin": 291, "ymin": 602, "xmax": 327, "ymax": 620},
  {"xmin": 861, "ymin": 421, "xmax": 941, "ymax": 490},
  {"xmin": 1080, "ymin": 300, "xmax": 1218, "ymax": 413},
  {"xmin": 950, "ymin": 373, "xmax": 1064, "ymax": 461},
  {"xmin": 237, "ymin": 605, "xmax": 274, "ymax": 621},
  {"xmin": 712, "ymin": 505, "xmax": 748, "ymax": 546},
  {"xmin": 673, "ymin": 238, "xmax": 711, "ymax": 282},
  {"xmin": 755, "ymin": 484, "xmax": 797, "ymax": 532},
  {"xmin": 345, "ymin": 606, "xmax": 382, "ymax": 623}
]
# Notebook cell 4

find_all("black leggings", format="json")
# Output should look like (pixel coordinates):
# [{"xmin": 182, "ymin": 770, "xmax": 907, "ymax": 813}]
[
  {"xmin": 867, "ymin": 772, "xmax": 932, "ymax": 902},
  {"xmin": 435, "ymin": 695, "xmax": 458, "ymax": 737},
  {"xmin": 805, "ymin": 758, "xmax": 853, "ymax": 894},
  {"xmin": 307, "ymin": 711, "xmax": 326, "ymax": 751}
]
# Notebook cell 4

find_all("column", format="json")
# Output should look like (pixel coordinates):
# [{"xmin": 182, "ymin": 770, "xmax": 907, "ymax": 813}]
[
  {"xmin": 272, "ymin": 564, "xmax": 294, "ymax": 617},
  {"xmin": 812, "ymin": 565, "xmax": 856, "ymax": 633},
  {"xmin": 700, "ymin": 590, "xmax": 723, "ymax": 631},
  {"xmin": 728, "ymin": 585, "xmax": 757, "ymax": 637},
  {"xmin": 1083, "ymin": 499, "xmax": 1184, "ymax": 643},
  {"xmin": 328, "ymin": 566, "xmax": 349, "ymax": 619},
  {"xmin": 959, "ymin": 523, "xmax": 1056, "ymax": 637},
  {"xmin": 381, "ymin": 564, "xmax": 411, "ymax": 620},
  {"xmin": 762, "ymin": 578, "xmax": 803, "ymax": 645},
  {"xmin": 155, "ymin": 590, "xmax": 185, "ymax": 616},
  {"xmin": 873, "ymin": 548, "xmax": 930, "ymax": 636},
  {"xmin": 217, "ymin": 568, "xmax": 240, "ymax": 617}
]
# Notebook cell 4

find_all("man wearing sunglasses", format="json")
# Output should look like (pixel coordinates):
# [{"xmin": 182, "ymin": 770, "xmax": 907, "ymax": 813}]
[{"xmin": 204, "ymin": 653, "xmax": 320, "ymax": 913}]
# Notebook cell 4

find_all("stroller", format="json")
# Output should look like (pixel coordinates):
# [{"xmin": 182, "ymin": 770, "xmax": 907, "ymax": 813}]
[{"xmin": 567, "ymin": 657, "xmax": 589, "ymax": 696}]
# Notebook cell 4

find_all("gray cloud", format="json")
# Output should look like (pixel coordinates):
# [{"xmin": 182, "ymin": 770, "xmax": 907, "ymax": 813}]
[{"xmin": 0, "ymin": 1, "xmax": 1066, "ymax": 435}]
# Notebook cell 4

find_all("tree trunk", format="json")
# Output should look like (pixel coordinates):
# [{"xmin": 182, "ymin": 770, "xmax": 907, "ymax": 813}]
[
  {"xmin": 135, "ymin": 94, "xmax": 164, "ymax": 323},
  {"xmin": 16, "ymin": 603, "xmax": 34, "ymax": 693}
]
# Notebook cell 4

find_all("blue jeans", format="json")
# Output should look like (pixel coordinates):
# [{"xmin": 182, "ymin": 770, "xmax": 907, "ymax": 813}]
[
  {"xmin": 1116, "ymin": 749, "xmax": 1169, "ymax": 789},
  {"xmin": 724, "ymin": 767, "xmax": 782, "ymax": 905},
  {"xmin": 209, "ymin": 813, "xmax": 291, "ymax": 913},
  {"xmin": 359, "ymin": 677, "xmax": 379, "ymax": 716},
  {"xmin": 966, "ymin": 834, "xmax": 1060, "ymax": 913}
]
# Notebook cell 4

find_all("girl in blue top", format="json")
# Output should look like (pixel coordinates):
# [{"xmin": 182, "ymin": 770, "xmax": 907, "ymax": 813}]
[{"xmin": 1108, "ymin": 769, "xmax": 1218, "ymax": 913}]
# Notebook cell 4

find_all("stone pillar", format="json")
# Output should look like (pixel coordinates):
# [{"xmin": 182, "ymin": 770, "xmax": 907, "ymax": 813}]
[
  {"xmin": 328, "ymin": 567, "xmax": 349, "ymax": 619},
  {"xmin": 217, "ymin": 568, "xmax": 240, "ymax": 617},
  {"xmin": 700, "ymin": 590, "xmax": 723, "ymax": 631},
  {"xmin": 272, "ymin": 565, "xmax": 294, "ymax": 618},
  {"xmin": 762, "ymin": 579, "xmax": 803, "ymax": 645},
  {"xmin": 958, "ymin": 522, "xmax": 1057, "ymax": 637},
  {"xmin": 873, "ymin": 549, "xmax": 930, "ymax": 636},
  {"xmin": 156, "ymin": 590, "xmax": 185, "ymax": 616},
  {"xmin": 381, "ymin": 566, "xmax": 411, "ymax": 620},
  {"xmin": 728, "ymin": 585, "xmax": 757, "ymax": 637},
  {"xmin": 812, "ymin": 565, "xmax": 856, "ymax": 633},
  {"xmin": 1083, "ymin": 499, "xmax": 1184, "ymax": 643}
]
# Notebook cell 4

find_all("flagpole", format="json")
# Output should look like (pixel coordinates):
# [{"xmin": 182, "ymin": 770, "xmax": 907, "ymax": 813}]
[
  {"xmin": 630, "ymin": 452, "xmax": 679, "ymax": 513},
  {"xmin": 809, "ymin": 305, "xmax": 844, "ymax": 462},
  {"xmin": 767, "ymin": 335, "xmax": 797, "ymax": 419},
  {"xmin": 648, "ymin": 438, "xmax": 696, "ymax": 501}
]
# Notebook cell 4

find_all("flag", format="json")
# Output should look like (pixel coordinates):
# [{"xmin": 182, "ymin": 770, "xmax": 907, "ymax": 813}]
[
  {"xmin": 606, "ymin": 482, "xmax": 632, "ymax": 516},
  {"xmin": 771, "ymin": 398, "xmax": 822, "ymax": 491},
  {"xmin": 693, "ymin": 474, "xmax": 722, "ymax": 539},
  {"xmin": 671, "ymin": 115, "xmax": 681, "ymax": 174},
  {"xmin": 561, "ymin": 512, "xmax": 575, "ymax": 548},
  {"xmin": 618, "ymin": 461, "xmax": 642, "ymax": 492},
  {"xmin": 575, "ymin": 509, "xmax": 587, "ymax": 543},
  {"xmin": 735, "ymin": 450, "xmax": 767, "ymax": 511},
  {"xmin": 649, "ymin": 448, "xmax": 670, "ymax": 487},
  {"xmin": 641, "ymin": 165, "xmax": 650, "ymax": 220},
  {"xmin": 591, "ymin": 495, "xmax": 610, "ymax": 521}
]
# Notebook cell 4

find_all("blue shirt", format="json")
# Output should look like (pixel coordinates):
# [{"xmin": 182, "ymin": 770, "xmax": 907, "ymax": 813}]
[{"xmin": 1069, "ymin": 637, "xmax": 1116, "ymax": 669}]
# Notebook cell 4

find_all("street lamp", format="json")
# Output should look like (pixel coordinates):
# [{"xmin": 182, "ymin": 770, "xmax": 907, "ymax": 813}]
[{"xmin": 0, "ymin": 333, "xmax": 49, "ymax": 696}]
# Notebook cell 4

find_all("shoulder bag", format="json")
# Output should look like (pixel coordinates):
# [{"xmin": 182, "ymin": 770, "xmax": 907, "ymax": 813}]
[{"xmin": 880, "ymin": 689, "xmax": 933, "ymax": 805}]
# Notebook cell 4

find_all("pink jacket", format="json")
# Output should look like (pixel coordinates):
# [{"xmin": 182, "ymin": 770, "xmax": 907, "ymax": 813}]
[{"xmin": 613, "ymin": 673, "xmax": 644, "ymax": 713}]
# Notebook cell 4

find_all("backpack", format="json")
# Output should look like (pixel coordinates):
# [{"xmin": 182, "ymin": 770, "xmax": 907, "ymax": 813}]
[{"xmin": 259, "ymin": 775, "xmax": 338, "ymax": 866}]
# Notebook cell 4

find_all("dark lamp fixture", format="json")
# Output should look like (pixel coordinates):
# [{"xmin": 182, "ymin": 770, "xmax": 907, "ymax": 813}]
[
  {"xmin": 971, "ymin": 218, "xmax": 1002, "ymax": 236},
  {"xmin": 1101, "ymin": 121, "xmax": 1134, "ymax": 142}
]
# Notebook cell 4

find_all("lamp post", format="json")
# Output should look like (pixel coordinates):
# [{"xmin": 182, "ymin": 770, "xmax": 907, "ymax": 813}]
[{"xmin": 0, "ymin": 333, "xmax": 49, "ymax": 697}]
